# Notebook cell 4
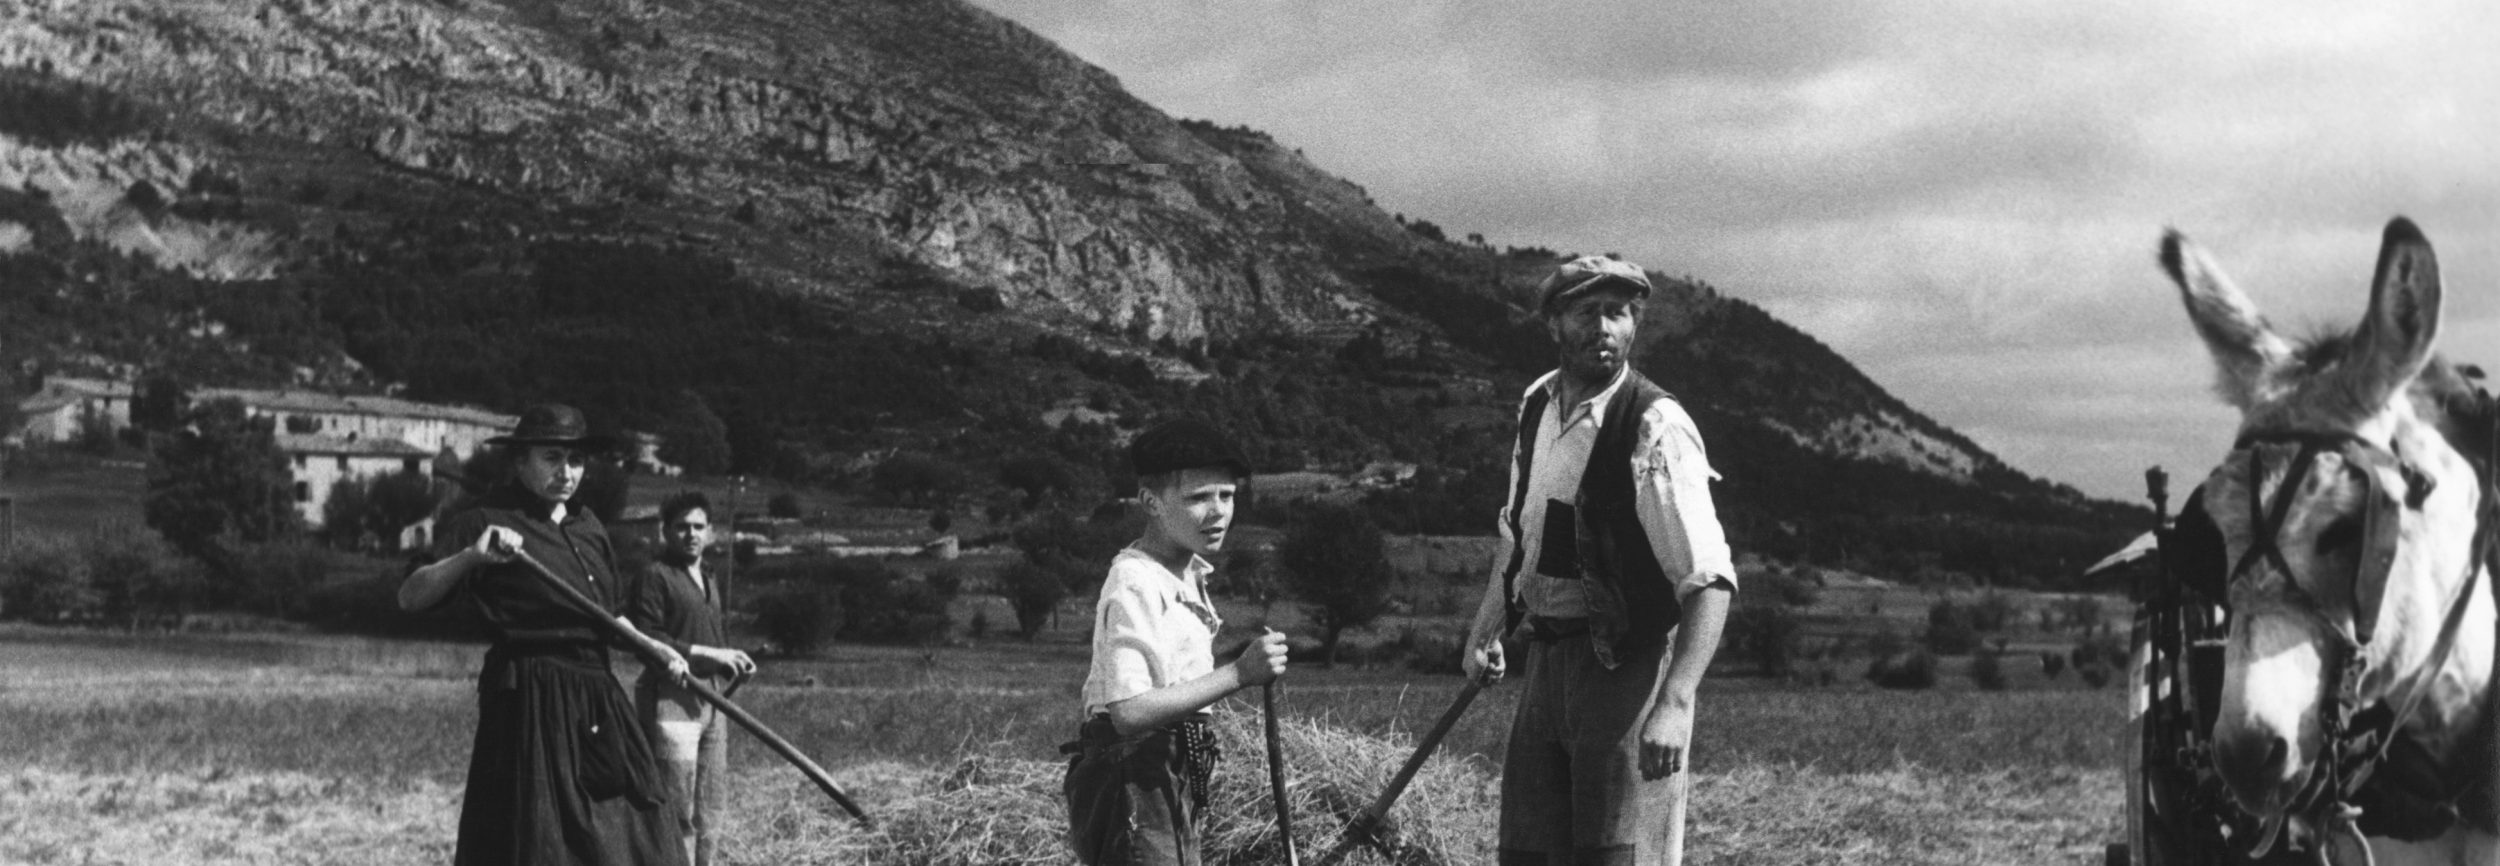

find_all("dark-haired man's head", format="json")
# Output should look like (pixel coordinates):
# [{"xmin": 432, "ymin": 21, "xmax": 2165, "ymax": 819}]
[{"xmin": 661, "ymin": 491, "xmax": 714, "ymax": 563}]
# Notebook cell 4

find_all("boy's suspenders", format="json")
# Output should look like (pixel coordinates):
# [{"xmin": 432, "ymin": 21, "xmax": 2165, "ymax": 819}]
[{"xmin": 1497, "ymin": 388, "xmax": 1551, "ymax": 635}]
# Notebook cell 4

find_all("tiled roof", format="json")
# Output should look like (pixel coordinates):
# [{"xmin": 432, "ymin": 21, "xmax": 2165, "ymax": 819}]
[
  {"xmin": 275, "ymin": 433, "xmax": 436, "ymax": 457},
  {"xmin": 195, "ymin": 388, "xmax": 517, "ymax": 428},
  {"xmin": 15, "ymin": 394, "xmax": 79, "ymax": 415},
  {"xmin": 40, "ymin": 377, "xmax": 132, "ymax": 398}
]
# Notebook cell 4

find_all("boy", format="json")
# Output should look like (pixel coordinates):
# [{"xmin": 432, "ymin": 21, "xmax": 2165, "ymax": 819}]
[{"xmin": 1064, "ymin": 417, "xmax": 1292, "ymax": 866}]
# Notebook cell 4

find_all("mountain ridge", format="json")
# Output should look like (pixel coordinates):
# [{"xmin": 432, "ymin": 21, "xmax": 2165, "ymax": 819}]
[{"xmin": 0, "ymin": 0, "xmax": 2141, "ymax": 584}]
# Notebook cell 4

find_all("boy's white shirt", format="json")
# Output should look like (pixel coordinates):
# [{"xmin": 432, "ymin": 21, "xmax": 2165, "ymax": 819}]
[{"xmin": 1082, "ymin": 546, "xmax": 1223, "ymax": 718}]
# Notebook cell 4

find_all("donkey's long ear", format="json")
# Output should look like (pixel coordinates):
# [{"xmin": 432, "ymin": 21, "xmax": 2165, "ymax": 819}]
[
  {"xmin": 2342, "ymin": 218, "xmax": 2442, "ymax": 406},
  {"xmin": 2164, "ymin": 229, "xmax": 2290, "ymax": 410}
]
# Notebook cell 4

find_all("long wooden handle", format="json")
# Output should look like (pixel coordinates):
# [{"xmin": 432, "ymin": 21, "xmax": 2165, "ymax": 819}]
[
  {"xmin": 1264, "ymin": 682, "xmax": 1300, "ymax": 866},
  {"xmin": 503, "ymin": 547, "xmax": 873, "ymax": 827},
  {"xmin": 1314, "ymin": 679, "xmax": 1487, "ymax": 866}
]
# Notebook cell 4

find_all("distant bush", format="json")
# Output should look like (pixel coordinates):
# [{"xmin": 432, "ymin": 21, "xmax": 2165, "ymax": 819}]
[
  {"xmin": 2055, "ymin": 595, "xmax": 2106, "ymax": 633},
  {"xmin": 753, "ymin": 580, "xmax": 843, "ymax": 655},
  {"xmin": 2072, "ymin": 637, "xmax": 2123, "ymax": 689},
  {"xmin": 1969, "ymin": 592, "xmax": 2018, "ymax": 632},
  {"xmin": 84, "ymin": 525, "xmax": 208, "ymax": 628},
  {"xmin": 225, "ymin": 542, "xmax": 343, "ymax": 620},
  {"xmin": 2040, "ymin": 651, "xmax": 2067, "ymax": 680},
  {"xmin": 1725, "ymin": 602, "xmax": 1802, "ymax": 678},
  {"xmin": 744, "ymin": 556, "xmax": 955, "ymax": 647},
  {"xmin": 0, "ymin": 70, "xmax": 154, "ymax": 147},
  {"xmin": 872, "ymin": 453, "xmax": 975, "ymax": 507},
  {"xmin": 1741, "ymin": 569, "xmax": 1821, "ymax": 610},
  {"xmin": 1, "ymin": 525, "xmax": 212, "ymax": 626},
  {"xmin": 1925, "ymin": 599, "xmax": 1980, "ymax": 655},
  {"xmin": 0, "ymin": 536, "xmax": 98, "ymax": 623},
  {"xmin": 1971, "ymin": 649, "xmax": 2007, "ymax": 691},
  {"xmin": 1866, "ymin": 648, "xmax": 1937, "ymax": 690}
]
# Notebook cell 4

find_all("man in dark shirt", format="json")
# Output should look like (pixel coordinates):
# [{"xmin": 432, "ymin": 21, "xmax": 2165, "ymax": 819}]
[{"xmin": 628, "ymin": 492, "xmax": 755, "ymax": 866}]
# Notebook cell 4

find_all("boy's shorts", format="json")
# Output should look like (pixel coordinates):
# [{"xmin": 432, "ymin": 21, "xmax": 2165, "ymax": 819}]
[{"xmin": 1062, "ymin": 714, "xmax": 1217, "ymax": 866}]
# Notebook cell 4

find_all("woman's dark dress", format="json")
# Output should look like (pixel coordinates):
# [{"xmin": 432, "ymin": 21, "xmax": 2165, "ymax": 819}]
[{"xmin": 431, "ymin": 487, "xmax": 687, "ymax": 866}]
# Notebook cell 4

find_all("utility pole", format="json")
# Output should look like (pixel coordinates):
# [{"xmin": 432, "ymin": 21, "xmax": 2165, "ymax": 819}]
[{"xmin": 723, "ymin": 475, "xmax": 744, "ymax": 614}]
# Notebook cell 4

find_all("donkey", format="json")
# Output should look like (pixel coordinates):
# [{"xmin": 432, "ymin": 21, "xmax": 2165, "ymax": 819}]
[{"xmin": 2169, "ymin": 217, "xmax": 2500, "ymax": 863}]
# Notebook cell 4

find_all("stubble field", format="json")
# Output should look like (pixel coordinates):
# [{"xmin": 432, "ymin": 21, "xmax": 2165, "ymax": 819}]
[{"xmin": 0, "ymin": 627, "xmax": 2124, "ymax": 865}]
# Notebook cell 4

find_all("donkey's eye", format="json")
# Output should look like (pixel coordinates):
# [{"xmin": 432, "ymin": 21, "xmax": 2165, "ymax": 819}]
[{"xmin": 2314, "ymin": 518, "xmax": 2363, "ymax": 555}]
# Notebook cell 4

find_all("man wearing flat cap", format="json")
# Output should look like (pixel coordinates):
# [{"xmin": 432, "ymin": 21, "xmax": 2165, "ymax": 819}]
[{"xmin": 1462, "ymin": 256, "xmax": 1736, "ymax": 866}]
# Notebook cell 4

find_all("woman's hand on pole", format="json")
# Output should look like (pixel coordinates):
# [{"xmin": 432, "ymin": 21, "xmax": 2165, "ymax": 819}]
[{"xmin": 474, "ymin": 526, "xmax": 522, "ymax": 563}]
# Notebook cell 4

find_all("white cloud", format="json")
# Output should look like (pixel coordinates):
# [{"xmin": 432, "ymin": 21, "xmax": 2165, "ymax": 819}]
[{"xmin": 972, "ymin": 0, "xmax": 2500, "ymax": 500}]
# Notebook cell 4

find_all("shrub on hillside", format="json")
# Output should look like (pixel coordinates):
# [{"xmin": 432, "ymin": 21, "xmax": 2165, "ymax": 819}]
[
  {"xmin": 0, "ymin": 70, "xmax": 154, "ymax": 148},
  {"xmin": 0, "ymin": 536, "xmax": 98, "ymax": 623},
  {"xmin": 1750, "ymin": 570, "xmax": 1822, "ymax": 608},
  {"xmin": 226, "ymin": 542, "xmax": 345, "ymax": 620},
  {"xmin": 1970, "ymin": 591, "xmax": 2019, "ymax": 632},
  {"xmin": 1867, "ymin": 648, "xmax": 1938, "ymax": 690},
  {"xmin": 84, "ymin": 525, "xmax": 208, "ymax": 628},
  {"xmin": 871, "ymin": 452, "xmax": 974, "ymax": 506},
  {"xmin": 1971, "ymin": 649, "xmax": 2007, "ymax": 691},
  {"xmin": 2041, "ymin": 651, "xmax": 2067, "ymax": 680},
  {"xmin": 2072, "ymin": 637, "xmax": 2123, "ymax": 688},
  {"xmin": 1725, "ymin": 602, "xmax": 1802, "ymax": 678},
  {"xmin": 840, "ymin": 564, "xmax": 956, "ymax": 645},
  {"xmin": 754, "ymin": 580, "xmax": 844, "ymax": 655},
  {"xmin": 1925, "ymin": 599, "xmax": 1981, "ymax": 655},
  {"xmin": 744, "ymin": 556, "xmax": 956, "ymax": 647}
]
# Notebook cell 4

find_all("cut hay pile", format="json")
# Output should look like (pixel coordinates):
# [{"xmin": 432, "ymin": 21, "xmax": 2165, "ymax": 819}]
[{"xmin": 728, "ymin": 708, "xmax": 1498, "ymax": 866}]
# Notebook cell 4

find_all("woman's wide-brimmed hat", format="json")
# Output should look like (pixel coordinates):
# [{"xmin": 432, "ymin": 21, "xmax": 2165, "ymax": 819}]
[{"xmin": 486, "ymin": 403, "xmax": 618, "ymax": 451}]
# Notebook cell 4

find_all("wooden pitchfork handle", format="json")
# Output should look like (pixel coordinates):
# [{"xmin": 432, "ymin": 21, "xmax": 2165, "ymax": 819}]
[
  {"xmin": 500, "ymin": 546, "xmax": 874, "ymax": 827},
  {"xmin": 1312, "ymin": 652, "xmax": 1502, "ymax": 865},
  {"xmin": 1264, "ymin": 681, "xmax": 1301, "ymax": 866}
]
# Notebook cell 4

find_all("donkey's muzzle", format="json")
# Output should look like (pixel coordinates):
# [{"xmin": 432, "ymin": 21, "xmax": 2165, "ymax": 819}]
[{"xmin": 2213, "ymin": 725, "xmax": 2304, "ymax": 815}]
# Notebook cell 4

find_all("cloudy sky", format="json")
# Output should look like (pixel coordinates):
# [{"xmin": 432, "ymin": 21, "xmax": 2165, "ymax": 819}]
[{"xmin": 970, "ymin": 0, "xmax": 2499, "ymax": 502}]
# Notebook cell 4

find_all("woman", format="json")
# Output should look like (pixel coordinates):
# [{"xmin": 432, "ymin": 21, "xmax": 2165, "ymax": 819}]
[{"xmin": 400, "ymin": 403, "xmax": 691, "ymax": 866}]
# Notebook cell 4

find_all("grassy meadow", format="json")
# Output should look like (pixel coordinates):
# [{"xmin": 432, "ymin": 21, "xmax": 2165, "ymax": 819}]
[{"xmin": 2, "ymin": 624, "xmax": 2126, "ymax": 865}]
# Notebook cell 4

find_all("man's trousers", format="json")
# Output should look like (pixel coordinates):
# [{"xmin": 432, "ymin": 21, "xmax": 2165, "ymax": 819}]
[{"xmin": 1499, "ymin": 631, "xmax": 1688, "ymax": 866}]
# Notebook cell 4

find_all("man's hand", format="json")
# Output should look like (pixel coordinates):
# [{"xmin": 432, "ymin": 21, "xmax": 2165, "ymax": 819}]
[
  {"xmin": 1464, "ymin": 637, "xmax": 1506, "ymax": 685},
  {"xmin": 689, "ymin": 645, "xmax": 757, "ymax": 679},
  {"xmin": 652, "ymin": 644, "xmax": 693, "ymax": 687},
  {"xmin": 1235, "ymin": 629, "xmax": 1289, "ymax": 687},
  {"xmin": 1639, "ymin": 695, "xmax": 1694, "ymax": 780}
]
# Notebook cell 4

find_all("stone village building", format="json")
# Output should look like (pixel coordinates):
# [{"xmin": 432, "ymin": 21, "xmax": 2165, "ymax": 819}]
[{"xmin": 15, "ymin": 378, "xmax": 518, "ymax": 547}]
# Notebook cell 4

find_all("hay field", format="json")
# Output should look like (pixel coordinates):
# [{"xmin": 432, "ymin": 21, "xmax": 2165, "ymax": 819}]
[{"xmin": 1, "ymin": 628, "xmax": 2124, "ymax": 864}]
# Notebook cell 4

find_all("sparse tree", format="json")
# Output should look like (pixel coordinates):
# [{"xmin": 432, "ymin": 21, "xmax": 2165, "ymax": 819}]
[
  {"xmin": 1278, "ymin": 502, "xmax": 1396, "ymax": 666},
  {"xmin": 655, "ymin": 389, "xmax": 732, "ymax": 475},
  {"xmin": 997, "ymin": 558, "xmax": 1069, "ymax": 640}
]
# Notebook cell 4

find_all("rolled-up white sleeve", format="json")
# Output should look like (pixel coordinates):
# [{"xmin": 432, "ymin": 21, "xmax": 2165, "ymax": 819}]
[
  {"xmin": 1632, "ymin": 400, "xmax": 1737, "ymax": 598},
  {"xmin": 1085, "ymin": 577, "xmax": 1164, "ymax": 714}
]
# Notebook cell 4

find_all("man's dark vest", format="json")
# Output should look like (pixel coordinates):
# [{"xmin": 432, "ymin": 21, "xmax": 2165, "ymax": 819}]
[{"xmin": 1499, "ymin": 370, "xmax": 1683, "ymax": 668}]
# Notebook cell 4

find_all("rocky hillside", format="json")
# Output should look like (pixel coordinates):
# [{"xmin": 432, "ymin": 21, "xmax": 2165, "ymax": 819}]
[
  {"xmin": 1, "ymin": 0, "xmax": 1426, "ymax": 341},
  {"xmin": 0, "ymin": 0, "xmax": 2142, "ymax": 584}
]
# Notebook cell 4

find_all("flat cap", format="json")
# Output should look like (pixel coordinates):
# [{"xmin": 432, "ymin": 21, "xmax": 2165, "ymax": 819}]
[
  {"xmin": 1130, "ymin": 416, "xmax": 1251, "ymax": 480},
  {"xmin": 1536, "ymin": 255, "xmax": 1652, "ymax": 314}
]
